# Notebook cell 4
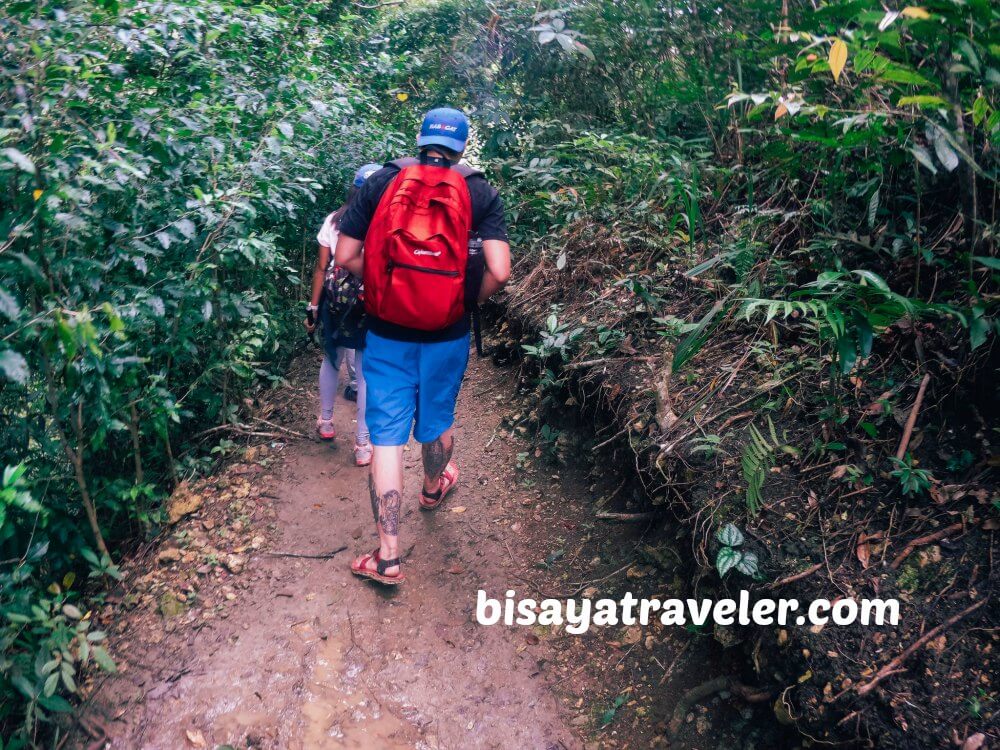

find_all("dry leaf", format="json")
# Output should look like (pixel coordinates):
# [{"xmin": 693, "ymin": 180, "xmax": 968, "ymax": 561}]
[
  {"xmin": 856, "ymin": 538, "xmax": 871, "ymax": 569},
  {"xmin": 446, "ymin": 565, "xmax": 464, "ymax": 575},
  {"xmin": 186, "ymin": 729, "xmax": 207, "ymax": 748},
  {"xmin": 450, "ymin": 506, "xmax": 467, "ymax": 514},
  {"xmin": 395, "ymin": 92, "xmax": 409, "ymax": 101},
  {"xmin": 828, "ymin": 38, "xmax": 848, "ymax": 83},
  {"xmin": 900, "ymin": 6, "xmax": 931, "ymax": 19},
  {"xmin": 774, "ymin": 102, "xmax": 789, "ymax": 120}
]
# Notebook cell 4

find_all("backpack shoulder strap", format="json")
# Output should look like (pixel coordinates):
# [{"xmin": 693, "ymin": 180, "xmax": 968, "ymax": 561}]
[
  {"xmin": 390, "ymin": 156, "xmax": 482, "ymax": 180},
  {"xmin": 452, "ymin": 163, "xmax": 483, "ymax": 179}
]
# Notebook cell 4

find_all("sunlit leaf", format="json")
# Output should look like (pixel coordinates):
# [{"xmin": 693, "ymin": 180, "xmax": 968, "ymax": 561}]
[{"xmin": 828, "ymin": 39, "xmax": 848, "ymax": 83}]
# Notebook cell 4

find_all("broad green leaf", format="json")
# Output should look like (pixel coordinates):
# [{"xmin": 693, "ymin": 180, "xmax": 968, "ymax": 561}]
[
  {"xmin": 972, "ymin": 256, "xmax": 1000, "ymax": 271},
  {"xmin": 932, "ymin": 134, "xmax": 959, "ymax": 172},
  {"xmin": 716, "ymin": 522, "xmax": 744, "ymax": 547},
  {"xmin": 0, "ymin": 349, "xmax": 29, "ymax": 384},
  {"xmin": 735, "ymin": 551, "xmax": 759, "ymax": 576},
  {"xmin": 91, "ymin": 646, "xmax": 117, "ymax": 673},
  {"xmin": 911, "ymin": 145, "xmax": 937, "ymax": 174},
  {"xmin": 2, "ymin": 148, "xmax": 35, "ymax": 174},
  {"xmin": 0, "ymin": 288, "xmax": 20, "ymax": 319},
  {"xmin": 716, "ymin": 546, "xmax": 743, "ymax": 577}
]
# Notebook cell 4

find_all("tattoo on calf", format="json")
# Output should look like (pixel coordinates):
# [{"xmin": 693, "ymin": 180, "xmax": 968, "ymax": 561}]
[
  {"xmin": 368, "ymin": 475, "xmax": 379, "ymax": 525},
  {"xmin": 378, "ymin": 490, "xmax": 402, "ymax": 536},
  {"xmin": 369, "ymin": 475, "xmax": 402, "ymax": 536},
  {"xmin": 422, "ymin": 436, "xmax": 453, "ymax": 481}
]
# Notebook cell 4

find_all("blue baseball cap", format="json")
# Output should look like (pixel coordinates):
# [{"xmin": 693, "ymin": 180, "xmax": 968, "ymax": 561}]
[
  {"xmin": 416, "ymin": 107, "xmax": 469, "ymax": 153},
  {"xmin": 353, "ymin": 163, "xmax": 381, "ymax": 188}
]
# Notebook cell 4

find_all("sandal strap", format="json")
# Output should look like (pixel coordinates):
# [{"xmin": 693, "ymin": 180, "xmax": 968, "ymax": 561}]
[
  {"xmin": 373, "ymin": 548, "xmax": 401, "ymax": 576},
  {"xmin": 422, "ymin": 486, "xmax": 443, "ymax": 501}
]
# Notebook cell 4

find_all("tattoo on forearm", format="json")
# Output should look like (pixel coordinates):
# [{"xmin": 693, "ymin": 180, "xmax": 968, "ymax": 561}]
[
  {"xmin": 422, "ymin": 436, "xmax": 453, "ymax": 480},
  {"xmin": 378, "ymin": 490, "xmax": 402, "ymax": 536}
]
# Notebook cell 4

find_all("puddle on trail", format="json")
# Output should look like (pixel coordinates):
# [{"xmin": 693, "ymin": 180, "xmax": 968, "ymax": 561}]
[{"xmin": 301, "ymin": 624, "xmax": 428, "ymax": 749}]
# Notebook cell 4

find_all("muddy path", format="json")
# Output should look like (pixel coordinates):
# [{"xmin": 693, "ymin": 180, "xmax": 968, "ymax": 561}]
[{"xmin": 78, "ymin": 352, "xmax": 785, "ymax": 750}]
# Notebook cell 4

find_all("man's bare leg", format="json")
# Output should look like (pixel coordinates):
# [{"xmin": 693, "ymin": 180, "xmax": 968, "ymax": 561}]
[
  {"xmin": 422, "ymin": 428, "xmax": 454, "ymax": 495},
  {"xmin": 353, "ymin": 444, "xmax": 403, "ymax": 576}
]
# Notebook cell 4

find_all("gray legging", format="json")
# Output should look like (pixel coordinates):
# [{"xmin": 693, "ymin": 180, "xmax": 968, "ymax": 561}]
[{"xmin": 319, "ymin": 347, "xmax": 369, "ymax": 444}]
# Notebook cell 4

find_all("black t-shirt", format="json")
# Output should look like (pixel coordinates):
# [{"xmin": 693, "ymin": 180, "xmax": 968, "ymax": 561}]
[{"xmin": 339, "ymin": 158, "xmax": 509, "ymax": 342}]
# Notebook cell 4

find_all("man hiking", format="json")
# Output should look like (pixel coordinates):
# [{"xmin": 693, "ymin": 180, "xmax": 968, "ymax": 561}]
[{"xmin": 334, "ymin": 107, "xmax": 511, "ymax": 585}]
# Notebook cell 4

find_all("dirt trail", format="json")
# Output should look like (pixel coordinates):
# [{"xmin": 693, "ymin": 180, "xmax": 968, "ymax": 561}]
[
  {"xmin": 87, "ymin": 354, "xmax": 581, "ymax": 749},
  {"xmin": 82, "ymin": 352, "xmax": 787, "ymax": 750}
]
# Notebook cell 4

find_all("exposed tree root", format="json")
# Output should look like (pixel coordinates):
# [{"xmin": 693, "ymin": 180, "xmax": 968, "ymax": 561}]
[
  {"xmin": 668, "ymin": 677, "xmax": 773, "ymax": 736},
  {"xmin": 855, "ymin": 598, "xmax": 987, "ymax": 696}
]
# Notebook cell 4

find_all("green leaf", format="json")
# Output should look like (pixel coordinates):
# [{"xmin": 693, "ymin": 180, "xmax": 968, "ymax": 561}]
[
  {"xmin": 91, "ymin": 646, "xmax": 116, "ymax": 674},
  {"xmin": 911, "ymin": 145, "xmax": 937, "ymax": 174},
  {"xmin": 715, "ymin": 522, "xmax": 744, "ymax": 547},
  {"xmin": 867, "ymin": 188, "xmax": 879, "ymax": 228},
  {"xmin": 933, "ymin": 134, "xmax": 959, "ymax": 172},
  {"xmin": 0, "ymin": 349, "xmax": 29, "ymax": 384},
  {"xmin": 2, "ymin": 147, "xmax": 36, "ymax": 174},
  {"xmin": 969, "ymin": 314, "xmax": 990, "ymax": 350},
  {"xmin": 837, "ymin": 335, "xmax": 858, "ymax": 374},
  {"xmin": 0, "ymin": 288, "xmax": 20, "ymax": 319},
  {"xmin": 735, "ymin": 550, "xmax": 759, "ymax": 576},
  {"xmin": 716, "ymin": 546, "xmax": 743, "ymax": 577},
  {"xmin": 972, "ymin": 256, "xmax": 1000, "ymax": 271},
  {"xmin": 62, "ymin": 604, "xmax": 82, "ymax": 619},
  {"xmin": 897, "ymin": 95, "xmax": 949, "ymax": 108}
]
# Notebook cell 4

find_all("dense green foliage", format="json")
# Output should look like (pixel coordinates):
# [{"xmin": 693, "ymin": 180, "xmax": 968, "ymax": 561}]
[
  {"xmin": 1, "ymin": 0, "xmax": 997, "ymax": 743},
  {"xmin": 0, "ymin": 1, "xmax": 409, "ymax": 739}
]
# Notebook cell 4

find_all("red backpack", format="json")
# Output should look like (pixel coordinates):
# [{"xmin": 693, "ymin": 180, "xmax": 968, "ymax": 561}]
[{"xmin": 363, "ymin": 157, "xmax": 480, "ymax": 332}]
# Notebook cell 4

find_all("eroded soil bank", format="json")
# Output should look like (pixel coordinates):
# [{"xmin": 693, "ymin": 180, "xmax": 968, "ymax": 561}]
[{"xmin": 75, "ymin": 352, "xmax": 789, "ymax": 749}]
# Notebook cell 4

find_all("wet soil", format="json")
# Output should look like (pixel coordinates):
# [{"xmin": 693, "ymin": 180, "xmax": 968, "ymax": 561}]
[{"xmin": 78, "ymin": 351, "xmax": 789, "ymax": 750}]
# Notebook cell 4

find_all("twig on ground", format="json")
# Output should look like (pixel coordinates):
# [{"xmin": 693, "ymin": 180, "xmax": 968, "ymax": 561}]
[
  {"xmin": 889, "ymin": 521, "xmax": 966, "ymax": 569},
  {"xmin": 251, "ymin": 417, "xmax": 309, "ymax": 439},
  {"xmin": 855, "ymin": 598, "xmax": 987, "ymax": 696},
  {"xmin": 264, "ymin": 545, "xmax": 348, "ymax": 560},
  {"xmin": 767, "ymin": 562, "xmax": 823, "ymax": 590},
  {"xmin": 594, "ymin": 510, "xmax": 662, "ymax": 522},
  {"xmin": 895, "ymin": 373, "xmax": 931, "ymax": 460}
]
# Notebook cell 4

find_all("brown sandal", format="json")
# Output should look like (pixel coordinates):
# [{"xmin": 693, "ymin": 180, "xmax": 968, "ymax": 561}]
[{"xmin": 350, "ymin": 548, "xmax": 405, "ymax": 585}]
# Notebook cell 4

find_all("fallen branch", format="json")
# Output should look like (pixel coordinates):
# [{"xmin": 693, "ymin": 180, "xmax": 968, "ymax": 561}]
[
  {"xmin": 889, "ymin": 521, "xmax": 965, "ymax": 569},
  {"xmin": 895, "ymin": 373, "xmax": 931, "ymax": 460},
  {"xmin": 564, "ymin": 355, "xmax": 655, "ymax": 371},
  {"xmin": 264, "ymin": 545, "xmax": 348, "ymax": 560},
  {"xmin": 669, "ymin": 677, "xmax": 773, "ymax": 736},
  {"xmin": 768, "ymin": 562, "xmax": 823, "ymax": 590},
  {"xmin": 855, "ymin": 598, "xmax": 987, "ymax": 696},
  {"xmin": 595, "ymin": 511, "xmax": 662, "ymax": 522},
  {"xmin": 353, "ymin": 0, "xmax": 404, "ymax": 8}
]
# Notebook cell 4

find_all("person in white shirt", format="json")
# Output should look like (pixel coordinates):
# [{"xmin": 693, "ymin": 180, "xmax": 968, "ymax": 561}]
[{"xmin": 304, "ymin": 163, "xmax": 381, "ymax": 465}]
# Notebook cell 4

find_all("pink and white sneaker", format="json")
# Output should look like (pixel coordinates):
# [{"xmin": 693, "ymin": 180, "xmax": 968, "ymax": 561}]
[
  {"xmin": 353, "ymin": 440, "xmax": 373, "ymax": 467},
  {"xmin": 316, "ymin": 418, "xmax": 336, "ymax": 441}
]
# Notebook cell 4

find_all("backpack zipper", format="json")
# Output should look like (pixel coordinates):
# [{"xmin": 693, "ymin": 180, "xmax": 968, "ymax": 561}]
[{"xmin": 387, "ymin": 260, "xmax": 459, "ymax": 278}]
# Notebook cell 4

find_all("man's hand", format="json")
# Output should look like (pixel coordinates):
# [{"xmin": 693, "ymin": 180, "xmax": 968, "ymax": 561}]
[{"xmin": 304, "ymin": 305, "xmax": 318, "ymax": 334}]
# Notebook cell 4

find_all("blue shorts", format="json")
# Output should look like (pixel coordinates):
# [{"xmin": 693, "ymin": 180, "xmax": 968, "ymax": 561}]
[{"xmin": 361, "ymin": 330, "xmax": 470, "ymax": 446}]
